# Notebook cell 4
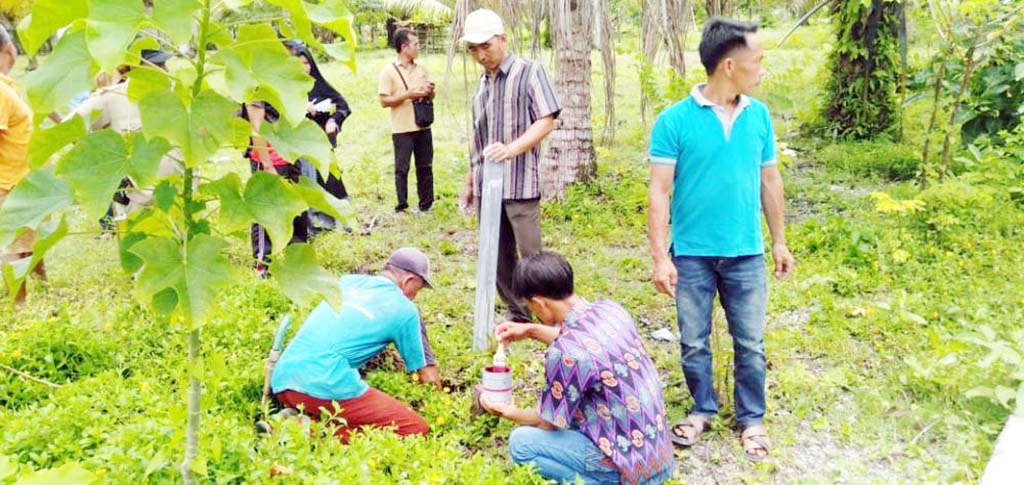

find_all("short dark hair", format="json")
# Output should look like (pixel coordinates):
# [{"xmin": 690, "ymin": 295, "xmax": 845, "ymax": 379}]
[
  {"xmin": 512, "ymin": 252, "xmax": 574, "ymax": 301},
  {"xmin": 699, "ymin": 17, "xmax": 759, "ymax": 76},
  {"xmin": 0, "ymin": 25, "xmax": 10, "ymax": 51},
  {"xmin": 394, "ymin": 28, "xmax": 416, "ymax": 54}
]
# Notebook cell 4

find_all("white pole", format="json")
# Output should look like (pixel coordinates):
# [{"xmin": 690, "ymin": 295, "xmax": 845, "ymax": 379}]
[{"xmin": 473, "ymin": 159, "xmax": 504, "ymax": 351}]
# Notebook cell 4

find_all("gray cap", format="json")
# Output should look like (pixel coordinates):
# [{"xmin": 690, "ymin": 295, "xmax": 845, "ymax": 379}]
[
  {"xmin": 387, "ymin": 247, "xmax": 433, "ymax": 288},
  {"xmin": 141, "ymin": 49, "xmax": 172, "ymax": 64}
]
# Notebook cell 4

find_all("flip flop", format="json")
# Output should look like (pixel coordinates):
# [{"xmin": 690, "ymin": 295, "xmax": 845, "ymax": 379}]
[
  {"xmin": 740, "ymin": 425, "xmax": 771, "ymax": 462},
  {"xmin": 669, "ymin": 415, "xmax": 709, "ymax": 448}
]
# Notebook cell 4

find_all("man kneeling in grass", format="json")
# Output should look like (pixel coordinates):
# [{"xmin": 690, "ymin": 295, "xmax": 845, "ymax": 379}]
[
  {"xmin": 270, "ymin": 247, "xmax": 440, "ymax": 442},
  {"xmin": 482, "ymin": 252, "xmax": 676, "ymax": 484}
]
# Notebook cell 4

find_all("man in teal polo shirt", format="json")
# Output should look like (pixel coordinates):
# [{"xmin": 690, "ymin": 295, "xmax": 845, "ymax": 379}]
[
  {"xmin": 646, "ymin": 17, "xmax": 795, "ymax": 462},
  {"xmin": 271, "ymin": 247, "xmax": 439, "ymax": 442}
]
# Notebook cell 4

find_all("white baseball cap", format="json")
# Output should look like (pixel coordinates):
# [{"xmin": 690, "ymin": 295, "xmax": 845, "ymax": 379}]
[{"xmin": 459, "ymin": 9, "xmax": 505, "ymax": 44}]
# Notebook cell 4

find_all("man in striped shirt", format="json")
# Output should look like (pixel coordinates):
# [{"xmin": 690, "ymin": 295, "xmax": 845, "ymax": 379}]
[{"xmin": 457, "ymin": 8, "xmax": 563, "ymax": 322}]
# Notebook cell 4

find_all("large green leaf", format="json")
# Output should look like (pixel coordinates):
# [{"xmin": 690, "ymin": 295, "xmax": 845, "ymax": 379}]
[
  {"xmin": 293, "ymin": 176, "xmax": 354, "ymax": 226},
  {"xmin": 138, "ymin": 91, "xmax": 188, "ymax": 155},
  {"xmin": 23, "ymin": 30, "xmax": 95, "ymax": 116},
  {"xmin": 259, "ymin": 118, "xmax": 334, "ymax": 176},
  {"xmin": 0, "ymin": 168, "xmax": 74, "ymax": 248},
  {"xmin": 130, "ymin": 234, "xmax": 232, "ymax": 326},
  {"xmin": 1, "ymin": 216, "xmax": 67, "ymax": 303},
  {"xmin": 151, "ymin": 0, "xmax": 199, "ymax": 45},
  {"xmin": 231, "ymin": 24, "xmax": 312, "ymax": 125},
  {"xmin": 27, "ymin": 116, "xmax": 86, "ymax": 169},
  {"xmin": 126, "ymin": 68, "xmax": 173, "ymax": 102},
  {"xmin": 57, "ymin": 130, "xmax": 170, "ymax": 220},
  {"xmin": 86, "ymin": 0, "xmax": 147, "ymax": 73},
  {"xmin": 14, "ymin": 460, "xmax": 98, "ymax": 485},
  {"xmin": 138, "ymin": 90, "xmax": 236, "ymax": 167},
  {"xmin": 208, "ymin": 49, "xmax": 258, "ymax": 102},
  {"xmin": 266, "ymin": 0, "xmax": 318, "ymax": 50},
  {"xmin": 270, "ymin": 243, "xmax": 341, "ymax": 309},
  {"xmin": 243, "ymin": 172, "xmax": 307, "ymax": 251},
  {"xmin": 16, "ymin": 0, "xmax": 88, "ymax": 55},
  {"xmin": 305, "ymin": 0, "xmax": 358, "ymax": 69},
  {"xmin": 190, "ymin": 91, "xmax": 240, "ymax": 160},
  {"xmin": 202, "ymin": 173, "xmax": 251, "ymax": 234}
]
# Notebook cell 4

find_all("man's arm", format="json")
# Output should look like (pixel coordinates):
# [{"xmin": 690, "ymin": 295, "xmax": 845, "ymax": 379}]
[
  {"xmin": 648, "ymin": 164, "xmax": 677, "ymax": 297},
  {"xmin": 761, "ymin": 165, "xmax": 794, "ymax": 279},
  {"xmin": 494, "ymin": 321, "xmax": 561, "ymax": 346},
  {"xmin": 379, "ymin": 87, "xmax": 428, "ymax": 108},
  {"xmin": 482, "ymin": 115, "xmax": 555, "ymax": 161},
  {"xmin": 480, "ymin": 401, "xmax": 557, "ymax": 429}
]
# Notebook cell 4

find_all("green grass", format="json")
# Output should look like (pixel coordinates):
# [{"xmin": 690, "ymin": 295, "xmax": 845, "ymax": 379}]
[{"xmin": 2, "ymin": 26, "xmax": 1023, "ymax": 483}]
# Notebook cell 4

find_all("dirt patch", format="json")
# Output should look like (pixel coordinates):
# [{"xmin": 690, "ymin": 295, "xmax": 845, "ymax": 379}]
[{"xmin": 673, "ymin": 421, "xmax": 900, "ymax": 483}]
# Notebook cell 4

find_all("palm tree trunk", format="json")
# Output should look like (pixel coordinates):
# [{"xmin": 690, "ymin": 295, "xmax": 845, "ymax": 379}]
[{"xmin": 541, "ymin": 0, "xmax": 596, "ymax": 200}]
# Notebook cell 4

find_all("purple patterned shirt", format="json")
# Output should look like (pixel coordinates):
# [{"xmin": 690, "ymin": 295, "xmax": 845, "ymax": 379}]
[{"xmin": 539, "ymin": 300, "xmax": 676, "ymax": 484}]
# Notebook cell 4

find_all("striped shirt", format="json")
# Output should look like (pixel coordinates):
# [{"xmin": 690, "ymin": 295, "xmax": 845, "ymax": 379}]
[{"xmin": 470, "ymin": 54, "xmax": 562, "ymax": 200}]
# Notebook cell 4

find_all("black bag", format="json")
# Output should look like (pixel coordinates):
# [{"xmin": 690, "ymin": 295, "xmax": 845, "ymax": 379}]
[{"xmin": 393, "ymin": 64, "xmax": 434, "ymax": 129}]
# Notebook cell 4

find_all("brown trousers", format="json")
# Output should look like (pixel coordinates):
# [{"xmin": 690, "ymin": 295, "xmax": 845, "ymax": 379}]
[
  {"xmin": 496, "ymin": 198, "xmax": 542, "ymax": 322},
  {"xmin": 276, "ymin": 388, "xmax": 429, "ymax": 444}
]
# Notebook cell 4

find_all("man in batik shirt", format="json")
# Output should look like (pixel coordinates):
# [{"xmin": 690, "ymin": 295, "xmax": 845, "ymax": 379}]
[{"xmin": 483, "ymin": 252, "xmax": 676, "ymax": 485}]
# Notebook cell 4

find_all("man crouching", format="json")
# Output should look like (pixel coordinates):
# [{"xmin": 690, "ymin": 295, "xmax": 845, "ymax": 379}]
[
  {"xmin": 482, "ymin": 252, "xmax": 676, "ymax": 484},
  {"xmin": 270, "ymin": 247, "xmax": 439, "ymax": 442}
]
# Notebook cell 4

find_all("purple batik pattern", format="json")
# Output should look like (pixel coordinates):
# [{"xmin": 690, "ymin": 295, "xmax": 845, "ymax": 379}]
[{"xmin": 539, "ymin": 300, "xmax": 675, "ymax": 485}]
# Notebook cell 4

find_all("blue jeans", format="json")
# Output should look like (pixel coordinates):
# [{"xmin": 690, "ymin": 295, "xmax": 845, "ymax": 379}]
[
  {"xmin": 509, "ymin": 427, "xmax": 620, "ymax": 484},
  {"xmin": 674, "ymin": 255, "xmax": 767, "ymax": 428}
]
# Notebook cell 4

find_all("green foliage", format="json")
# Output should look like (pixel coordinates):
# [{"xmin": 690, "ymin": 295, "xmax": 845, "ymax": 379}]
[
  {"xmin": 812, "ymin": 139, "xmax": 919, "ymax": 181},
  {"xmin": 815, "ymin": 0, "xmax": 901, "ymax": 140},
  {"xmin": 961, "ymin": 36, "xmax": 1024, "ymax": 143}
]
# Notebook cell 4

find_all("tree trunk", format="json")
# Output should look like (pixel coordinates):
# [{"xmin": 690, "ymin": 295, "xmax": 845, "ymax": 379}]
[
  {"xmin": 180, "ymin": 328, "xmax": 201, "ymax": 485},
  {"xmin": 541, "ymin": 0, "xmax": 596, "ymax": 200},
  {"xmin": 818, "ymin": 0, "xmax": 901, "ymax": 140}
]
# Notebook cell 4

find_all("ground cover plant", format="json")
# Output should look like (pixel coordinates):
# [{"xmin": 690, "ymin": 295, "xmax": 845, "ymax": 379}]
[{"xmin": 2, "ymin": 5, "xmax": 1023, "ymax": 485}]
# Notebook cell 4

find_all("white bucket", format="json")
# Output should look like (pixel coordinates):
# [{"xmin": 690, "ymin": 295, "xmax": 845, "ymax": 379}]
[{"xmin": 481, "ymin": 365, "xmax": 513, "ymax": 405}]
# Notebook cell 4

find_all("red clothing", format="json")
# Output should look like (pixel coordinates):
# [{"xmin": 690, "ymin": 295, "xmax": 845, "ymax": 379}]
[
  {"xmin": 276, "ymin": 388, "xmax": 429, "ymax": 443},
  {"xmin": 249, "ymin": 145, "xmax": 291, "ymax": 168}
]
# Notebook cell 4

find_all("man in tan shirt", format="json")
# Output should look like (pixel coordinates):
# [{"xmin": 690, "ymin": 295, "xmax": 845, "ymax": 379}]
[
  {"xmin": 379, "ymin": 29, "xmax": 435, "ymax": 213},
  {"xmin": 0, "ymin": 25, "xmax": 42, "ymax": 304}
]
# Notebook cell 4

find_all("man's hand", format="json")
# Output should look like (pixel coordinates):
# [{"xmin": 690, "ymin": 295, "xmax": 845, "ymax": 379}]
[
  {"xmin": 494, "ymin": 321, "xmax": 532, "ymax": 346},
  {"xmin": 653, "ymin": 257, "xmax": 677, "ymax": 297},
  {"xmin": 772, "ymin": 242, "xmax": 795, "ymax": 280},
  {"xmin": 408, "ymin": 85, "xmax": 431, "ymax": 100},
  {"xmin": 458, "ymin": 184, "xmax": 475, "ymax": 215},
  {"xmin": 416, "ymin": 365, "xmax": 441, "ymax": 388},
  {"xmin": 483, "ymin": 142, "xmax": 515, "ymax": 162},
  {"xmin": 480, "ymin": 396, "xmax": 515, "ymax": 418},
  {"xmin": 325, "ymin": 118, "xmax": 339, "ymax": 135}
]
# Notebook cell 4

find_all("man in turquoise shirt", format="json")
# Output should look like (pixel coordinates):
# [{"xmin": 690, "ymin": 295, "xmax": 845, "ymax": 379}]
[
  {"xmin": 272, "ymin": 247, "xmax": 439, "ymax": 442},
  {"xmin": 647, "ymin": 18, "xmax": 795, "ymax": 461}
]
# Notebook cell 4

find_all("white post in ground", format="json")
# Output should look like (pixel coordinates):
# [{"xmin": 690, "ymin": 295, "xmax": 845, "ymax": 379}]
[
  {"xmin": 473, "ymin": 159, "xmax": 504, "ymax": 351},
  {"xmin": 982, "ymin": 414, "xmax": 1024, "ymax": 484}
]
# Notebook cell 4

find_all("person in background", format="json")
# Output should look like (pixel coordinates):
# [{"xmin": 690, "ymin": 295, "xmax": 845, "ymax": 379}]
[
  {"xmin": 378, "ymin": 28, "xmax": 435, "ymax": 214},
  {"xmin": 241, "ymin": 100, "xmax": 314, "ymax": 277},
  {"xmin": 284, "ymin": 39, "xmax": 351, "ymax": 225},
  {"xmin": 271, "ymin": 247, "xmax": 440, "ymax": 442},
  {"xmin": 482, "ymin": 252, "xmax": 676, "ymax": 484},
  {"xmin": 0, "ymin": 25, "xmax": 44, "ymax": 305},
  {"xmin": 68, "ymin": 50, "xmax": 183, "ymax": 231},
  {"xmin": 646, "ymin": 17, "xmax": 795, "ymax": 461},
  {"xmin": 457, "ymin": 9, "xmax": 562, "ymax": 323}
]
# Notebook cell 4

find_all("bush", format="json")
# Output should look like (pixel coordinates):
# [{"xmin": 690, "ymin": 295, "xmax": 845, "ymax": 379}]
[{"xmin": 812, "ymin": 140, "xmax": 920, "ymax": 181}]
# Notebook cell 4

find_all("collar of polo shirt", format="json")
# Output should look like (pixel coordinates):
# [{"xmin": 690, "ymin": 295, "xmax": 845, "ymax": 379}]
[{"xmin": 690, "ymin": 82, "xmax": 750, "ymax": 111}]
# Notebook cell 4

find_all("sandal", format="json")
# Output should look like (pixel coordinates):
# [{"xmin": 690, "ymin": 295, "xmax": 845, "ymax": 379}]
[
  {"xmin": 740, "ymin": 425, "xmax": 771, "ymax": 462},
  {"xmin": 669, "ymin": 415, "xmax": 709, "ymax": 448}
]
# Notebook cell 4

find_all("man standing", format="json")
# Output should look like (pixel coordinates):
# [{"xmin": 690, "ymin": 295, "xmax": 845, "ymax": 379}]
[
  {"xmin": 379, "ymin": 28, "xmax": 434, "ymax": 213},
  {"xmin": 0, "ymin": 25, "xmax": 42, "ymax": 305},
  {"xmin": 457, "ymin": 9, "xmax": 562, "ymax": 323},
  {"xmin": 647, "ymin": 18, "xmax": 795, "ymax": 461},
  {"xmin": 271, "ymin": 247, "xmax": 440, "ymax": 442}
]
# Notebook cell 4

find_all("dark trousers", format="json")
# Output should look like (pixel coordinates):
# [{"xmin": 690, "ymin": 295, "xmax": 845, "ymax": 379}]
[
  {"xmin": 392, "ymin": 129, "xmax": 434, "ymax": 211},
  {"xmin": 250, "ymin": 161, "xmax": 311, "ymax": 264},
  {"xmin": 496, "ymin": 199, "xmax": 542, "ymax": 322}
]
